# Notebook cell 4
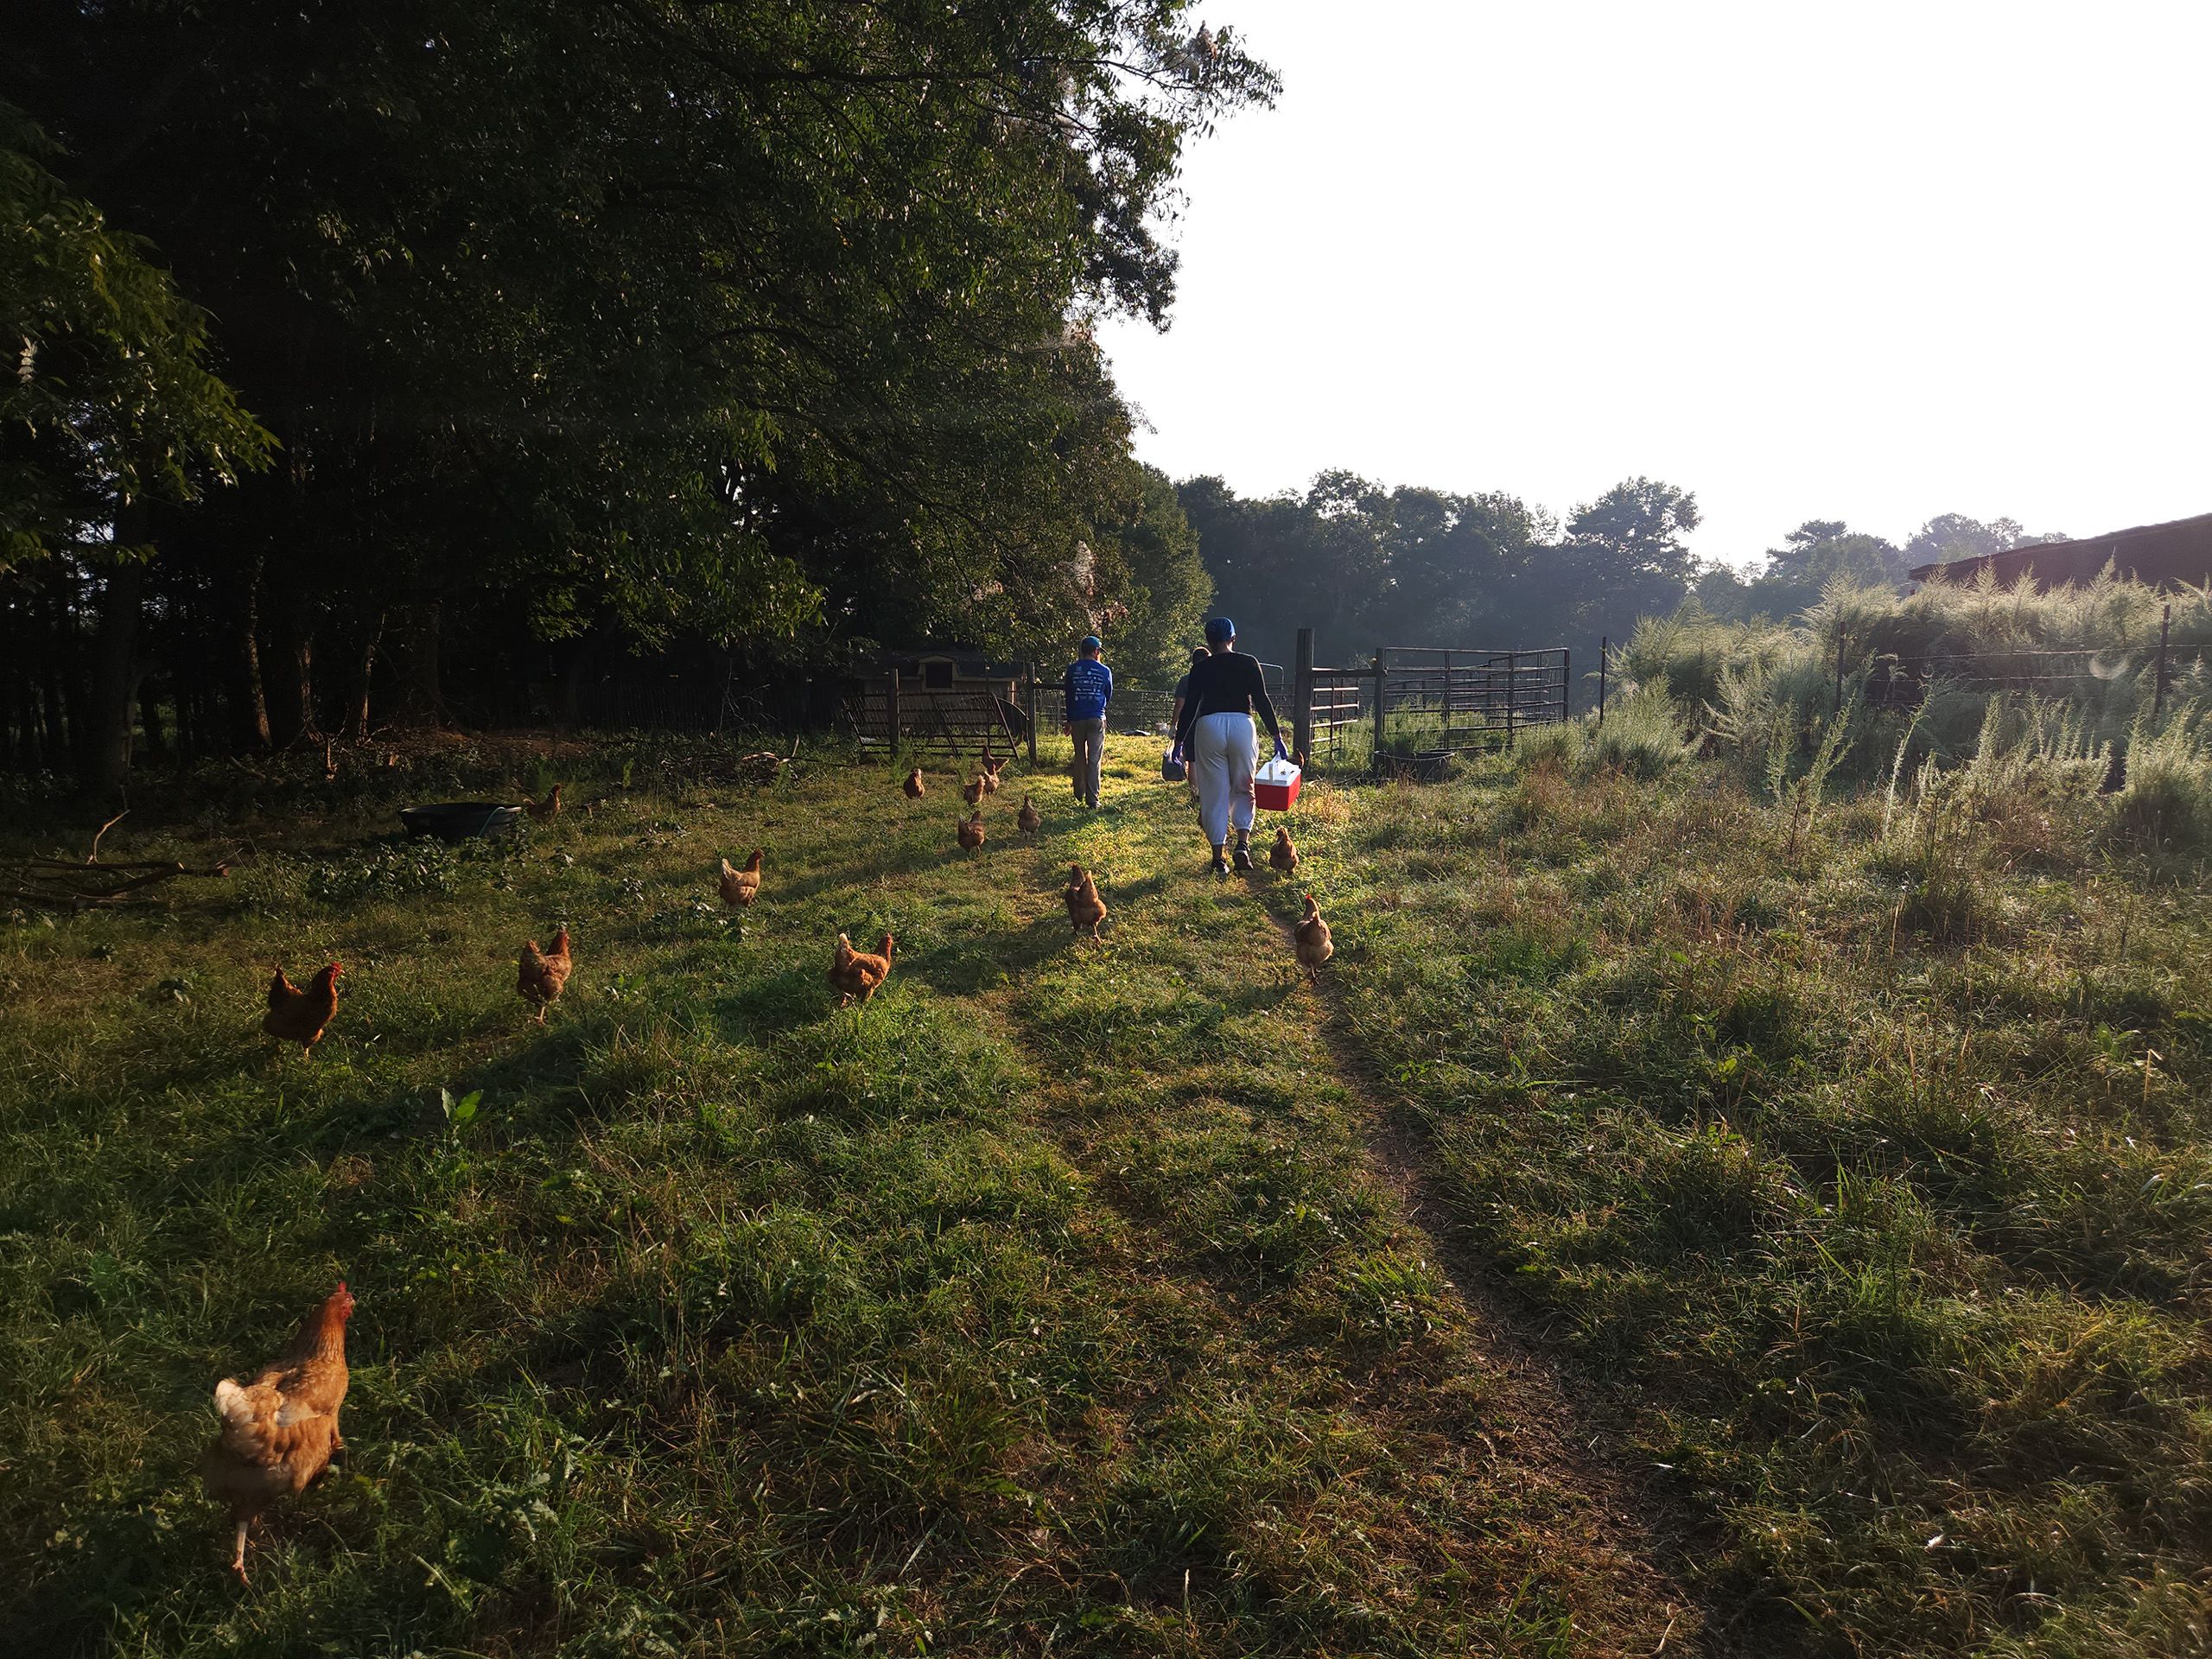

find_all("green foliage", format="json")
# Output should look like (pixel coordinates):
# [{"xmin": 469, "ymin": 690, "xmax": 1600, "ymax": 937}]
[
  {"xmin": 0, "ymin": 103, "xmax": 271, "ymax": 570},
  {"xmin": 2, "ymin": 3, "xmax": 1278, "ymax": 775},
  {"xmin": 1179, "ymin": 469, "xmax": 1709, "ymax": 671},
  {"xmin": 1091, "ymin": 464, "xmax": 1214, "ymax": 683}
]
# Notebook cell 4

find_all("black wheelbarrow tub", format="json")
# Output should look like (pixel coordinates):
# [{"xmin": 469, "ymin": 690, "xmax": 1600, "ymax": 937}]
[{"xmin": 399, "ymin": 802, "xmax": 524, "ymax": 841}]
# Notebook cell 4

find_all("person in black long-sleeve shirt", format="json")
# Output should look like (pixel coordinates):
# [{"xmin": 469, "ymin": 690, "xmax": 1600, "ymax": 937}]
[{"xmin": 1172, "ymin": 615, "xmax": 1287, "ymax": 877}]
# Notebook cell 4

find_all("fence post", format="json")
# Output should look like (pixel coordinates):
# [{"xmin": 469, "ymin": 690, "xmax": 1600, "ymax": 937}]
[
  {"xmin": 1561, "ymin": 648, "xmax": 1571, "ymax": 720},
  {"xmin": 1293, "ymin": 627, "xmax": 1314, "ymax": 765},
  {"xmin": 2153, "ymin": 603, "xmax": 2171, "ymax": 722},
  {"xmin": 1504, "ymin": 650, "xmax": 1518, "ymax": 751},
  {"xmin": 1371, "ymin": 649, "xmax": 1387, "ymax": 771},
  {"xmin": 1598, "ymin": 636, "xmax": 1607, "ymax": 726},
  {"xmin": 885, "ymin": 668, "xmax": 900, "ymax": 758},
  {"xmin": 1025, "ymin": 664, "xmax": 1039, "ymax": 765}
]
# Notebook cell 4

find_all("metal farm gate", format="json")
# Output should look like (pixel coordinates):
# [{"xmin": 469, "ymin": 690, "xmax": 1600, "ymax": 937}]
[
  {"xmin": 1291, "ymin": 630, "xmax": 1570, "ymax": 778},
  {"xmin": 841, "ymin": 652, "xmax": 1037, "ymax": 763}
]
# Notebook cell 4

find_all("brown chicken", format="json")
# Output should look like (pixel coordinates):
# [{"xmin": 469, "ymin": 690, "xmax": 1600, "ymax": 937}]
[
  {"xmin": 523, "ymin": 783, "xmax": 563, "ymax": 821},
  {"xmin": 1016, "ymin": 796, "xmax": 1041, "ymax": 835},
  {"xmin": 1063, "ymin": 864, "xmax": 1108, "ymax": 939},
  {"xmin": 1294, "ymin": 893, "xmax": 1334, "ymax": 981},
  {"xmin": 827, "ymin": 932, "xmax": 894, "ymax": 1006},
  {"xmin": 1270, "ymin": 827, "xmax": 1300, "ymax": 874},
  {"xmin": 962, "ymin": 775, "xmax": 986, "ymax": 808},
  {"xmin": 202, "ymin": 1282, "xmax": 354, "ymax": 1582},
  {"xmin": 517, "ymin": 926, "xmax": 572, "ymax": 1022},
  {"xmin": 719, "ymin": 849, "xmax": 763, "ymax": 910},
  {"xmin": 902, "ymin": 767, "xmax": 925, "ymax": 799},
  {"xmin": 980, "ymin": 768, "xmax": 1000, "ymax": 795},
  {"xmin": 264, "ymin": 963, "xmax": 341, "ymax": 1054},
  {"xmin": 956, "ymin": 811, "xmax": 986, "ymax": 853}
]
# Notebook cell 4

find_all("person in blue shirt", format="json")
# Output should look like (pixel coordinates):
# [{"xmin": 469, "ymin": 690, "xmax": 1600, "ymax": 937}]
[{"xmin": 1062, "ymin": 634, "xmax": 1113, "ymax": 809}]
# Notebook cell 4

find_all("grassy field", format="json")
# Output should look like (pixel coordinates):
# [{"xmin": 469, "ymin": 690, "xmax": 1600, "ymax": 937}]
[
  {"xmin": 3, "ymin": 728, "xmax": 2207, "ymax": 1656},
  {"xmin": 1329, "ymin": 749, "xmax": 2212, "ymax": 1657}
]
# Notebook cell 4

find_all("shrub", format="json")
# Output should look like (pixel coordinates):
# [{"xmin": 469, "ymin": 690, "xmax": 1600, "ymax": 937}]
[
  {"xmin": 2113, "ymin": 703, "xmax": 2212, "ymax": 848},
  {"xmin": 1586, "ymin": 690, "xmax": 1690, "ymax": 779},
  {"xmin": 1510, "ymin": 717, "xmax": 1585, "ymax": 772}
]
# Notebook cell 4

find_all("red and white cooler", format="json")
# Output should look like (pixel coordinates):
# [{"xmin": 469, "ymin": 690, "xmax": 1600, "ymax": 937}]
[{"xmin": 1254, "ymin": 755, "xmax": 1302, "ymax": 811}]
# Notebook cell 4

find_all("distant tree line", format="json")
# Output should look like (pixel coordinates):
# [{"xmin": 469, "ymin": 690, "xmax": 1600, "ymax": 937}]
[
  {"xmin": 2, "ymin": 3, "xmax": 1260, "ymax": 792},
  {"xmin": 1179, "ymin": 472, "xmax": 2062, "ymax": 687}
]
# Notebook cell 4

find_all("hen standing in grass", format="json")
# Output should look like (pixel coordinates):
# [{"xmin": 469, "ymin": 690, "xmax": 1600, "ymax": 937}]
[
  {"xmin": 202, "ymin": 1283, "xmax": 354, "ymax": 1583},
  {"xmin": 957, "ymin": 811, "xmax": 986, "ymax": 853},
  {"xmin": 718, "ymin": 849, "xmax": 763, "ymax": 911},
  {"xmin": 1016, "ymin": 796, "xmax": 1041, "ymax": 835},
  {"xmin": 1270, "ymin": 827, "xmax": 1300, "ymax": 874},
  {"xmin": 517, "ymin": 926, "xmax": 572, "ymax": 1022},
  {"xmin": 827, "ymin": 932, "xmax": 894, "ymax": 1006},
  {"xmin": 962, "ymin": 774, "xmax": 986, "ymax": 808},
  {"xmin": 1064, "ymin": 864, "xmax": 1108, "ymax": 939},
  {"xmin": 523, "ymin": 783, "xmax": 563, "ymax": 822},
  {"xmin": 263, "ymin": 963, "xmax": 342, "ymax": 1055},
  {"xmin": 902, "ymin": 767, "xmax": 925, "ymax": 799},
  {"xmin": 1294, "ymin": 893, "xmax": 1334, "ymax": 981}
]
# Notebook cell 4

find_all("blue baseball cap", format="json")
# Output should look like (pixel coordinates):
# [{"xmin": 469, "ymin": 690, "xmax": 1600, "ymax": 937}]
[
  {"xmin": 1080, "ymin": 634, "xmax": 1102, "ymax": 652},
  {"xmin": 1205, "ymin": 615, "xmax": 1236, "ymax": 645}
]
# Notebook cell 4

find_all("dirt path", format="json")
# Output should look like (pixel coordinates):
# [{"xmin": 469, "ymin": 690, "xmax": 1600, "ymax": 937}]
[
  {"xmin": 1262, "ymin": 893, "xmax": 1718, "ymax": 1657},
  {"xmin": 982, "ymin": 741, "xmax": 1710, "ymax": 1656}
]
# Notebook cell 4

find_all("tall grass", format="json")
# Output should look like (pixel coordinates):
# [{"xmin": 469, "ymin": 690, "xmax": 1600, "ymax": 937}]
[
  {"xmin": 1623, "ymin": 569, "xmax": 2212, "ymax": 773},
  {"xmin": 2115, "ymin": 703, "xmax": 2212, "ymax": 849}
]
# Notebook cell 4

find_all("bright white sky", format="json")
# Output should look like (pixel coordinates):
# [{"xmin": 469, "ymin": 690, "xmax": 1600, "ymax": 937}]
[{"xmin": 1101, "ymin": 1, "xmax": 2212, "ymax": 569}]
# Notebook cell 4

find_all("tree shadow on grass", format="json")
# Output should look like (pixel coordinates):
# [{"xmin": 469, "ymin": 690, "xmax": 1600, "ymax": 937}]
[
  {"xmin": 710, "ymin": 964, "xmax": 831, "ymax": 1045},
  {"xmin": 903, "ymin": 908, "xmax": 1090, "ymax": 997}
]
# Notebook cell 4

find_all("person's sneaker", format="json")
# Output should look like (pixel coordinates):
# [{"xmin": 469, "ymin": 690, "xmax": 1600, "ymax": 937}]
[
  {"xmin": 1210, "ymin": 855, "xmax": 1230, "ymax": 880},
  {"xmin": 1087, "ymin": 797, "xmax": 1099, "ymax": 810},
  {"xmin": 1232, "ymin": 844, "xmax": 1254, "ymax": 872}
]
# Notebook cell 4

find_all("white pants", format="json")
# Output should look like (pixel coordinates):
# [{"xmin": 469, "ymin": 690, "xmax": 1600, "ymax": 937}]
[{"xmin": 1191, "ymin": 712, "xmax": 1257, "ymax": 847}]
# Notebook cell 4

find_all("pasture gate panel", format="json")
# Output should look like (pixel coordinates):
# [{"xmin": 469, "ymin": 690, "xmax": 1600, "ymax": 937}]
[
  {"xmin": 841, "ymin": 655, "xmax": 1034, "ymax": 761},
  {"xmin": 1292, "ymin": 630, "xmax": 1569, "ymax": 777}
]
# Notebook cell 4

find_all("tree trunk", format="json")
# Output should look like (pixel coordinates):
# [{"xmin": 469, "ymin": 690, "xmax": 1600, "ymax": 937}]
[
  {"xmin": 138, "ymin": 673, "xmax": 168, "ymax": 763},
  {"xmin": 345, "ymin": 609, "xmax": 385, "ymax": 741},
  {"xmin": 41, "ymin": 657, "xmax": 68, "ymax": 765},
  {"xmin": 238, "ymin": 553, "xmax": 271, "ymax": 749},
  {"xmin": 43, "ymin": 582, "xmax": 74, "ymax": 768},
  {"xmin": 79, "ymin": 558, "xmax": 147, "ymax": 799},
  {"xmin": 268, "ymin": 590, "xmax": 318, "ymax": 747},
  {"xmin": 391, "ymin": 600, "xmax": 444, "ymax": 727}
]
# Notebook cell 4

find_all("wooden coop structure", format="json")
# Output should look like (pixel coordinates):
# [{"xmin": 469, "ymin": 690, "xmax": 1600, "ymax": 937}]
[{"xmin": 842, "ymin": 649, "xmax": 1036, "ymax": 761}]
